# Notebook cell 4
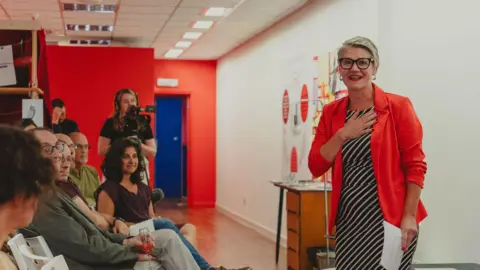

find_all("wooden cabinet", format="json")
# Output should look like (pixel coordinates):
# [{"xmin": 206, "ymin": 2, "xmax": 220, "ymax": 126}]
[{"xmin": 285, "ymin": 190, "xmax": 334, "ymax": 270}]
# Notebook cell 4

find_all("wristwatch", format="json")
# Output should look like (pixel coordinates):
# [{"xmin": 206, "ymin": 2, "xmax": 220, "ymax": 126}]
[{"xmin": 112, "ymin": 217, "xmax": 126, "ymax": 228}]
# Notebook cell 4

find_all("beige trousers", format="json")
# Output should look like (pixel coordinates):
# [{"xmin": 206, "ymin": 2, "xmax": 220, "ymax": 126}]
[{"xmin": 134, "ymin": 229, "xmax": 200, "ymax": 270}]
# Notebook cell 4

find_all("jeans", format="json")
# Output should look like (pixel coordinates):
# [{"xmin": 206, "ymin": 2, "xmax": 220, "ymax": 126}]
[{"xmin": 153, "ymin": 218, "xmax": 211, "ymax": 270}]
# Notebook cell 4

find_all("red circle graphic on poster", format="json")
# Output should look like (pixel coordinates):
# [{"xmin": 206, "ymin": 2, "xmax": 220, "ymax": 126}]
[
  {"xmin": 290, "ymin": 147, "xmax": 298, "ymax": 173},
  {"xmin": 300, "ymin": 84, "xmax": 309, "ymax": 122},
  {"xmin": 282, "ymin": 90, "xmax": 289, "ymax": 124}
]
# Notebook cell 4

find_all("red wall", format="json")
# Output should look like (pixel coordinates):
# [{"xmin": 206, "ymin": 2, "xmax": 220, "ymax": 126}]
[
  {"xmin": 154, "ymin": 60, "xmax": 216, "ymax": 207},
  {"xmin": 46, "ymin": 46, "xmax": 155, "ymax": 182}
]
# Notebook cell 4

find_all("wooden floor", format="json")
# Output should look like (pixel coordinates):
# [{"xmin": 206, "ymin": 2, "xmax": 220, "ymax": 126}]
[{"xmin": 156, "ymin": 201, "xmax": 287, "ymax": 270}]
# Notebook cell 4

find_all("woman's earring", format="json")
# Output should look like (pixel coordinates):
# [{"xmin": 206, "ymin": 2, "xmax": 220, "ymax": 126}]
[
  {"xmin": 339, "ymin": 76, "xmax": 343, "ymax": 81},
  {"xmin": 372, "ymin": 75, "xmax": 376, "ymax": 81}
]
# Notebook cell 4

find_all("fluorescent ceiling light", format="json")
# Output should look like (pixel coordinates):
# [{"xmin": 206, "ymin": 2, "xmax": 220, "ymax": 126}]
[
  {"xmin": 192, "ymin": 20, "xmax": 214, "ymax": 29},
  {"xmin": 204, "ymin": 7, "xmax": 231, "ymax": 17},
  {"xmin": 62, "ymin": 3, "xmax": 116, "ymax": 13},
  {"xmin": 66, "ymin": 24, "xmax": 113, "ymax": 32},
  {"xmin": 183, "ymin": 32, "xmax": 202, "ymax": 40},
  {"xmin": 175, "ymin": 41, "xmax": 192, "ymax": 48},
  {"xmin": 69, "ymin": 40, "xmax": 111, "ymax": 45},
  {"xmin": 164, "ymin": 48, "xmax": 184, "ymax": 58}
]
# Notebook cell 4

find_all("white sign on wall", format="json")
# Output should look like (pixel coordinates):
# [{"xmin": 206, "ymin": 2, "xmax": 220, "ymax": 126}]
[
  {"xmin": 0, "ymin": 45, "xmax": 16, "ymax": 87},
  {"xmin": 22, "ymin": 99, "xmax": 44, "ymax": 127}
]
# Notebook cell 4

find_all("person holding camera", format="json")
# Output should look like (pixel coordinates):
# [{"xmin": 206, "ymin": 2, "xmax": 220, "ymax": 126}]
[
  {"xmin": 98, "ymin": 89, "xmax": 157, "ymax": 184},
  {"xmin": 98, "ymin": 89, "xmax": 157, "ymax": 157}
]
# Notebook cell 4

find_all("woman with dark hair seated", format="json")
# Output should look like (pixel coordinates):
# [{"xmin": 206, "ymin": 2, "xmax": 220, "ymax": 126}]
[{"xmin": 97, "ymin": 138, "xmax": 238, "ymax": 270}]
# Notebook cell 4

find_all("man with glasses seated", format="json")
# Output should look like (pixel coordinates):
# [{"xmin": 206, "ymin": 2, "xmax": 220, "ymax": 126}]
[{"xmin": 25, "ymin": 128, "xmax": 201, "ymax": 270}]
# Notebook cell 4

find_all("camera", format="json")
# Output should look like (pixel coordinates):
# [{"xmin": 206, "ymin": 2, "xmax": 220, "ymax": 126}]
[{"xmin": 124, "ymin": 105, "xmax": 156, "ymax": 137}]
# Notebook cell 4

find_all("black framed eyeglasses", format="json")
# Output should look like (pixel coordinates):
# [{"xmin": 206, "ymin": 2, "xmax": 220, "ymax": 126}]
[
  {"xmin": 42, "ymin": 142, "xmax": 65, "ymax": 155},
  {"xmin": 338, "ymin": 58, "xmax": 374, "ymax": 70},
  {"xmin": 61, "ymin": 155, "xmax": 73, "ymax": 164},
  {"xmin": 67, "ymin": 143, "xmax": 77, "ymax": 150}
]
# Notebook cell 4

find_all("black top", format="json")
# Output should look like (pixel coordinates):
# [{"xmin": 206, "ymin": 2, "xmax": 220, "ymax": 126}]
[
  {"xmin": 100, "ymin": 117, "xmax": 154, "ymax": 144},
  {"xmin": 52, "ymin": 119, "xmax": 79, "ymax": 135},
  {"xmin": 97, "ymin": 180, "xmax": 152, "ymax": 223}
]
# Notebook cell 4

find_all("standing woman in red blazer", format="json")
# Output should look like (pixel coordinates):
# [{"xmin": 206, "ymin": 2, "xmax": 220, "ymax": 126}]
[{"xmin": 308, "ymin": 36, "xmax": 427, "ymax": 270}]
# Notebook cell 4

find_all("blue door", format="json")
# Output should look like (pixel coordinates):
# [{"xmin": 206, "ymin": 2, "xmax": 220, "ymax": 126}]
[{"xmin": 155, "ymin": 97, "xmax": 184, "ymax": 198}]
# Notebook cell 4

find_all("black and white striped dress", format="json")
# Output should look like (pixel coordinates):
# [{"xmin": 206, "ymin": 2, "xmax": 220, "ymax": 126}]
[{"xmin": 335, "ymin": 108, "xmax": 418, "ymax": 270}]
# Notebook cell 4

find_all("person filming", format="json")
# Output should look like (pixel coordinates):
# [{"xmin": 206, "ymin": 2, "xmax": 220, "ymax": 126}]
[{"xmin": 98, "ymin": 89, "xmax": 157, "ymax": 183}]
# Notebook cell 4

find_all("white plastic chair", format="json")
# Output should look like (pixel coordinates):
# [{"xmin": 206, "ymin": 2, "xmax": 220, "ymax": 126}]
[
  {"xmin": 41, "ymin": 255, "xmax": 68, "ymax": 270},
  {"xmin": 7, "ymin": 234, "xmax": 55, "ymax": 270}
]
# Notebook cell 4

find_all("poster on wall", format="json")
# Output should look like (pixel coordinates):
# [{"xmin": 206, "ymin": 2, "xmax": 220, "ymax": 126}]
[
  {"xmin": 281, "ymin": 54, "xmax": 316, "ymax": 184},
  {"xmin": 22, "ymin": 99, "xmax": 44, "ymax": 127},
  {"xmin": 311, "ymin": 51, "xmax": 348, "ymax": 184}
]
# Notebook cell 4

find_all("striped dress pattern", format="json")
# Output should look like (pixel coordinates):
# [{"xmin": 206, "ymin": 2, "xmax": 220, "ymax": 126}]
[{"xmin": 334, "ymin": 108, "xmax": 418, "ymax": 270}]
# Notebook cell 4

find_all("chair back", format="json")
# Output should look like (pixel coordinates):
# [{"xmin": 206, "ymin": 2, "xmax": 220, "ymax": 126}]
[
  {"xmin": 41, "ymin": 255, "xmax": 68, "ymax": 270},
  {"xmin": 7, "ymin": 234, "xmax": 54, "ymax": 270}
]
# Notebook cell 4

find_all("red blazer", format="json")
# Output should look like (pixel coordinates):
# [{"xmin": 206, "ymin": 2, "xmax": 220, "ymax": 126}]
[{"xmin": 308, "ymin": 84, "xmax": 427, "ymax": 233}]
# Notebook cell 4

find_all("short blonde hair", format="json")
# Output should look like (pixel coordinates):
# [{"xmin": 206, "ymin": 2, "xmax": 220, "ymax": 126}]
[{"xmin": 338, "ymin": 36, "xmax": 379, "ymax": 69}]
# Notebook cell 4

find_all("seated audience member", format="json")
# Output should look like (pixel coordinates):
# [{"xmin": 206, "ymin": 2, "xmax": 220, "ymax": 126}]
[
  {"xmin": 17, "ymin": 118, "xmax": 37, "ymax": 131},
  {"xmin": 64, "ymin": 132, "xmax": 100, "ymax": 207},
  {"xmin": 55, "ymin": 133, "xmax": 75, "ymax": 163},
  {"xmin": 0, "ymin": 126, "xmax": 55, "ymax": 269},
  {"xmin": 98, "ymin": 138, "xmax": 251, "ymax": 270},
  {"xmin": 26, "ymin": 128, "xmax": 201, "ymax": 270},
  {"xmin": 54, "ymin": 139, "xmax": 130, "ymax": 235},
  {"xmin": 51, "ymin": 98, "xmax": 79, "ymax": 134}
]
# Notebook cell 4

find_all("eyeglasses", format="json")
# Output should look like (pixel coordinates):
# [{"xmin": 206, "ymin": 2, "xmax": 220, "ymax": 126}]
[
  {"xmin": 75, "ymin": 144, "xmax": 91, "ymax": 150},
  {"xmin": 61, "ymin": 156, "xmax": 73, "ymax": 164},
  {"xmin": 338, "ymin": 58, "xmax": 374, "ymax": 70},
  {"xmin": 67, "ymin": 143, "xmax": 77, "ymax": 150},
  {"xmin": 42, "ymin": 143, "xmax": 64, "ymax": 155},
  {"xmin": 51, "ymin": 156, "xmax": 61, "ymax": 163}
]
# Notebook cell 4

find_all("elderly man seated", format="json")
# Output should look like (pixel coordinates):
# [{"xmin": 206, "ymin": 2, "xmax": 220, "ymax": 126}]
[
  {"xmin": 25, "ymin": 128, "xmax": 200, "ymax": 270},
  {"xmin": 66, "ymin": 132, "xmax": 198, "ymax": 246},
  {"xmin": 55, "ymin": 132, "xmax": 100, "ymax": 209}
]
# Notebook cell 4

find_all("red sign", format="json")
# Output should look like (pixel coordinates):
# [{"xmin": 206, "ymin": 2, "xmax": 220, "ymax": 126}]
[
  {"xmin": 290, "ymin": 147, "xmax": 298, "ymax": 173},
  {"xmin": 300, "ymin": 84, "xmax": 309, "ymax": 122}
]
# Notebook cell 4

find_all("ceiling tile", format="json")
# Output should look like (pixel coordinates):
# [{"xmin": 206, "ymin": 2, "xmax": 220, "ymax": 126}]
[
  {"xmin": 120, "ymin": 0, "xmax": 180, "ymax": 7},
  {"xmin": 180, "ymin": 0, "xmax": 241, "ymax": 8},
  {"xmin": 116, "ymin": 13, "xmax": 170, "ymax": 22},
  {"xmin": 63, "ymin": 12, "xmax": 114, "ymax": 25},
  {"xmin": 118, "ymin": 5, "xmax": 176, "ymax": 14}
]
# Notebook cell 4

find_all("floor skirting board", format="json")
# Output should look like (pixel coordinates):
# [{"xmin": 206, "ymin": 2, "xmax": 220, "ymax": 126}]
[{"xmin": 216, "ymin": 204, "xmax": 287, "ymax": 248}]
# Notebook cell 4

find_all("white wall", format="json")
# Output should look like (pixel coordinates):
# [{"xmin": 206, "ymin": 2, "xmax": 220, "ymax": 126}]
[
  {"xmin": 216, "ymin": 0, "xmax": 380, "ymax": 243},
  {"xmin": 378, "ymin": 0, "xmax": 480, "ymax": 263},
  {"xmin": 217, "ymin": 0, "xmax": 480, "ymax": 264}
]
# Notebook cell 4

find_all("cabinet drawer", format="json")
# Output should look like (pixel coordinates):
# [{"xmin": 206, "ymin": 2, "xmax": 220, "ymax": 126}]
[
  {"xmin": 287, "ymin": 211, "xmax": 299, "ymax": 232},
  {"xmin": 287, "ymin": 230, "xmax": 299, "ymax": 252},
  {"xmin": 287, "ymin": 248, "xmax": 299, "ymax": 270},
  {"xmin": 286, "ymin": 192, "xmax": 299, "ymax": 214}
]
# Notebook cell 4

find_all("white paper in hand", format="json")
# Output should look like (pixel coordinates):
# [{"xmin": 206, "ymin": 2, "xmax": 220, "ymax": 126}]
[
  {"xmin": 129, "ymin": 219, "xmax": 155, "ymax": 236},
  {"xmin": 380, "ymin": 220, "xmax": 403, "ymax": 270}
]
